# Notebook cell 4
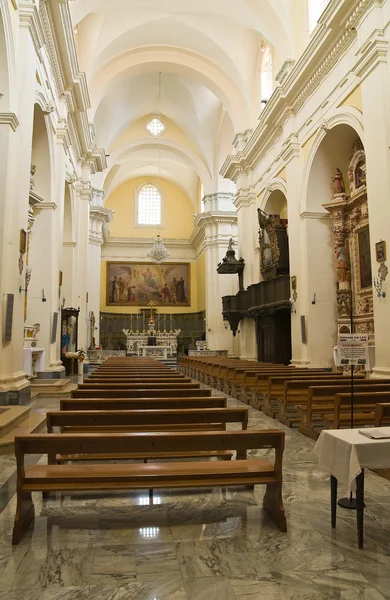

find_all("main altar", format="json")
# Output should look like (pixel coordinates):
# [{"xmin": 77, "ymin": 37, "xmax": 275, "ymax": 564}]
[{"xmin": 122, "ymin": 306, "xmax": 180, "ymax": 356}]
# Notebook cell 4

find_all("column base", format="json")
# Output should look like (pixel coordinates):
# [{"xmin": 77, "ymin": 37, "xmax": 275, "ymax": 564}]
[
  {"xmin": 37, "ymin": 365, "xmax": 66, "ymax": 380},
  {"xmin": 0, "ymin": 371, "xmax": 31, "ymax": 406},
  {"xmin": 371, "ymin": 366, "xmax": 390, "ymax": 379}
]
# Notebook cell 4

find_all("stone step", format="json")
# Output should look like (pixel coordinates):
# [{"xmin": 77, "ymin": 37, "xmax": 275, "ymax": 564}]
[
  {"xmin": 0, "ymin": 412, "xmax": 46, "ymax": 454},
  {"xmin": 0, "ymin": 406, "xmax": 31, "ymax": 438},
  {"xmin": 30, "ymin": 379, "xmax": 76, "ymax": 397}
]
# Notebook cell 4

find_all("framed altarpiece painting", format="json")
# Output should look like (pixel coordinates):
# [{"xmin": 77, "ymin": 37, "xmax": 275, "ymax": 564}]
[{"xmin": 106, "ymin": 262, "xmax": 191, "ymax": 307}]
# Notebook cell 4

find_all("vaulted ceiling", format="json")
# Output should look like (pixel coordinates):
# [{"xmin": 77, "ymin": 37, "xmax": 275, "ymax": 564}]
[{"xmin": 70, "ymin": 0, "xmax": 297, "ymax": 207}]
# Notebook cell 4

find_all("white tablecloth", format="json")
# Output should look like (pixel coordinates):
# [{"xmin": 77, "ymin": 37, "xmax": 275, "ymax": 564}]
[{"xmin": 314, "ymin": 427, "xmax": 390, "ymax": 492}]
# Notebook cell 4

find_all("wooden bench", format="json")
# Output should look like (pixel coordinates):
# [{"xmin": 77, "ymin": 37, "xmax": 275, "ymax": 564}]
[
  {"xmin": 298, "ymin": 382, "xmax": 390, "ymax": 438},
  {"xmin": 61, "ymin": 397, "xmax": 228, "ymax": 411},
  {"xmin": 72, "ymin": 388, "xmax": 213, "ymax": 398},
  {"xmin": 322, "ymin": 391, "xmax": 390, "ymax": 429},
  {"xmin": 13, "ymin": 429, "xmax": 287, "ymax": 544},
  {"xmin": 262, "ymin": 374, "xmax": 349, "ymax": 418},
  {"xmin": 375, "ymin": 403, "xmax": 390, "ymax": 426}
]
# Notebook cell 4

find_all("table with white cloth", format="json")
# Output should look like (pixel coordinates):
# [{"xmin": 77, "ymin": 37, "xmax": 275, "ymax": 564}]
[{"xmin": 315, "ymin": 427, "xmax": 390, "ymax": 548}]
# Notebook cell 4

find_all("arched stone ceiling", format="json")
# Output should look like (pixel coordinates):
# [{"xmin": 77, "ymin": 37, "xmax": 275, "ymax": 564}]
[{"xmin": 71, "ymin": 0, "xmax": 294, "ymax": 208}]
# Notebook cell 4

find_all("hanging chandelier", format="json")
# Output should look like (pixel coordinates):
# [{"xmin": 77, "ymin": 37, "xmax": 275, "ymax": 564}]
[{"xmin": 147, "ymin": 234, "xmax": 170, "ymax": 263}]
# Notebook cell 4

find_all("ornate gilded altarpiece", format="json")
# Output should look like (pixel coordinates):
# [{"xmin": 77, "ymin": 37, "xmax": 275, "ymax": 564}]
[{"xmin": 324, "ymin": 140, "xmax": 374, "ymax": 342}]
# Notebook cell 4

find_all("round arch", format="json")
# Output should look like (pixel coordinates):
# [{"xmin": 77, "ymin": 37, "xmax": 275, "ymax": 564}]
[
  {"xmin": 301, "ymin": 108, "xmax": 364, "ymax": 214},
  {"xmin": 106, "ymin": 137, "xmax": 213, "ymax": 194},
  {"xmin": 260, "ymin": 177, "xmax": 288, "ymax": 213},
  {"xmin": 90, "ymin": 46, "xmax": 252, "ymax": 132}
]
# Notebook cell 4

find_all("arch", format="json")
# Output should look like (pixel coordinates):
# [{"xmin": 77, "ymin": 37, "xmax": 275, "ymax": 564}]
[
  {"xmin": 90, "ymin": 46, "xmax": 252, "ymax": 132},
  {"xmin": 107, "ymin": 137, "xmax": 213, "ymax": 194},
  {"xmin": 301, "ymin": 109, "xmax": 364, "ymax": 214},
  {"xmin": 0, "ymin": 0, "xmax": 16, "ymax": 109},
  {"xmin": 31, "ymin": 104, "xmax": 53, "ymax": 202},
  {"xmin": 260, "ymin": 177, "xmax": 288, "ymax": 213}
]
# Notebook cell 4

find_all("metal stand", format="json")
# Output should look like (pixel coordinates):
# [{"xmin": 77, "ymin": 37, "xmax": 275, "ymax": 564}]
[{"xmin": 338, "ymin": 294, "xmax": 361, "ymax": 510}]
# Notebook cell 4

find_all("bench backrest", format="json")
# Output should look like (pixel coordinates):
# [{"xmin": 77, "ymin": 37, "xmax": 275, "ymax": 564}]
[
  {"xmin": 46, "ymin": 408, "xmax": 248, "ymax": 431},
  {"xmin": 61, "ymin": 397, "xmax": 227, "ymax": 410},
  {"xmin": 335, "ymin": 391, "xmax": 390, "ymax": 407},
  {"xmin": 72, "ymin": 388, "xmax": 212, "ymax": 398},
  {"xmin": 309, "ymin": 383, "xmax": 390, "ymax": 399}
]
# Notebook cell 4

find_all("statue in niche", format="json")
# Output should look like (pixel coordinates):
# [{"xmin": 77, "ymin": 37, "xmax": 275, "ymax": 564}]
[
  {"xmin": 331, "ymin": 168, "xmax": 345, "ymax": 196},
  {"xmin": 30, "ymin": 165, "xmax": 36, "ymax": 191},
  {"xmin": 335, "ymin": 244, "xmax": 350, "ymax": 284}
]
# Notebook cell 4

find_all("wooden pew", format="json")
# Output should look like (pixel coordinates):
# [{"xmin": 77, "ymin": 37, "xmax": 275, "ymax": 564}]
[
  {"xmin": 61, "ymin": 397, "xmax": 228, "ymax": 411},
  {"xmin": 374, "ymin": 403, "xmax": 390, "ymax": 426},
  {"xmin": 72, "ymin": 389, "xmax": 213, "ymax": 398},
  {"xmin": 298, "ymin": 382, "xmax": 390, "ymax": 438},
  {"xmin": 274, "ymin": 376, "xmax": 370, "ymax": 424},
  {"xmin": 251, "ymin": 369, "xmax": 328, "ymax": 409},
  {"xmin": 261, "ymin": 373, "xmax": 347, "ymax": 417},
  {"xmin": 322, "ymin": 391, "xmax": 390, "ymax": 430},
  {"xmin": 12, "ymin": 429, "xmax": 287, "ymax": 544}
]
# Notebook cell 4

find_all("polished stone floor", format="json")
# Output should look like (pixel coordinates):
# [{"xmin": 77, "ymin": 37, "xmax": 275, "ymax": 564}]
[{"xmin": 0, "ymin": 384, "xmax": 390, "ymax": 599}]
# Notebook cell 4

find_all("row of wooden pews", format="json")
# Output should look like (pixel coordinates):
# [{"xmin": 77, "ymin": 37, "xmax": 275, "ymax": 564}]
[
  {"xmin": 178, "ymin": 356, "xmax": 390, "ymax": 438},
  {"xmin": 12, "ymin": 357, "xmax": 287, "ymax": 544}
]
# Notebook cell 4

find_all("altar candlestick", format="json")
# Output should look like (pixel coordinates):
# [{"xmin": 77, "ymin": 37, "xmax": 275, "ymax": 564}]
[
  {"xmin": 163, "ymin": 314, "xmax": 166, "ymax": 333},
  {"xmin": 130, "ymin": 315, "xmax": 133, "ymax": 333}
]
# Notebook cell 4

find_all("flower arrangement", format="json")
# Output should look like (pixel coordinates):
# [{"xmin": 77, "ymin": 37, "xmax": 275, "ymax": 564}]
[{"xmin": 77, "ymin": 349, "xmax": 85, "ymax": 361}]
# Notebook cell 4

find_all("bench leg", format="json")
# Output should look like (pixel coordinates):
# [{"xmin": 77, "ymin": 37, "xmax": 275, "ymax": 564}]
[
  {"xmin": 356, "ymin": 470, "xmax": 365, "ymax": 549},
  {"xmin": 330, "ymin": 475, "xmax": 337, "ymax": 528},
  {"xmin": 149, "ymin": 488, "xmax": 153, "ymax": 504},
  {"xmin": 12, "ymin": 491, "xmax": 35, "ymax": 545},
  {"xmin": 263, "ymin": 483, "xmax": 287, "ymax": 532}
]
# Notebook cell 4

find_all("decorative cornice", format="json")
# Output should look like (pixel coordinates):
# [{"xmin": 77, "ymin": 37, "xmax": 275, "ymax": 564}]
[
  {"xmin": 234, "ymin": 188, "xmax": 257, "ymax": 210},
  {"xmin": 221, "ymin": 0, "xmax": 380, "ymax": 182},
  {"xmin": 90, "ymin": 206, "xmax": 113, "ymax": 224},
  {"xmin": 104, "ymin": 237, "xmax": 193, "ymax": 250},
  {"xmin": 37, "ymin": 0, "xmax": 106, "ymax": 173},
  {"xmin": 300, "ymin": 211, "xmax": 331, "ymax": 220},
  {"xmin": 0, "ymin": 112, "xmax": 19, "ymax": 130},
  {"xmin": 275, "ymin": 59, "xmax": 295, "ymax": 85},
  {"xmin": 353, "ymin": 29, "xmax": 388, "ymax": 79},
  {"xmin": 34, "ymin": 201, "xmax": 57, "ymax": 211}
]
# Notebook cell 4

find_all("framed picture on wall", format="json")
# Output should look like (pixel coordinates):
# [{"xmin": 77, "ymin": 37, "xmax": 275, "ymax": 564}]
[
  {"xmin": 19, "ymin": 229, "xmax": 27, "ymax": 254},
  {"xmin": 375, "ymin": 240, "xmax": 386, "ymax": 262},
  {"xmin": 357, "ymin": 228, "xmax": 372, "ymax": 290},
  {"xmin": 106, "ymin": 262, "xmax": 191, "ymax": 307}
]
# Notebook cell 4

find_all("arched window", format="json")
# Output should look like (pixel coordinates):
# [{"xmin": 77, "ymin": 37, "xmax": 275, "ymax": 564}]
[
  {"xmin": 261, "ymin": 46, "xmax": 273, "ymax": 102},
  {"xmin": 136, "ymin": 184, "xmax": 162, "ymax": 226},
  {"xmin": 309, "ymin": 0, "xmax": 330, "ymax": 32}
]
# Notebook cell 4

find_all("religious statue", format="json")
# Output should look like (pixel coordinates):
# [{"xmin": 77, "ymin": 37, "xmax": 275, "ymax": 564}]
[
  {"xmin": 334, "ymin": 242, "xmax": 350, "ymax": 284},
  {"xmin": 331, "ymin": 168, "xmax": 345, "ymax": 196},
  {"xmin": 30, "ymin": 165, "xmax": 36, "ymax": 191}
]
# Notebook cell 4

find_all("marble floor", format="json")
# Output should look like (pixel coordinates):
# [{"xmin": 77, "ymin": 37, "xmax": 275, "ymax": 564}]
[{"xmin": 0, "ymin": 384, "xmax": 390, "ymax": 600}]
